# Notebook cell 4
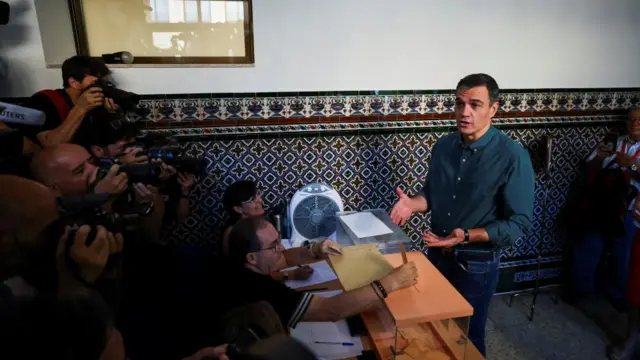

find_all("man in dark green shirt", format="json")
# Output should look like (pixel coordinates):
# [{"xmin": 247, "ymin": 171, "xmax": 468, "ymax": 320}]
[{"xmin": 390, "ymin": 73, "xmax": 535, "ymax": 356}]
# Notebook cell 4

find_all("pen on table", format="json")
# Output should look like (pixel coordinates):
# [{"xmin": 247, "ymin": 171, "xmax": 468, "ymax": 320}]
[{"xmin": 314, "ymin": 341, "xmax": 354, "ymax": 346}]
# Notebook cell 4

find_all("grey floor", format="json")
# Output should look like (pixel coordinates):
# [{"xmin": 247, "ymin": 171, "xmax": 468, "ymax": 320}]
[{"xmin": 486, "ymin": 291, "xmax": 627, "ymax": 360}]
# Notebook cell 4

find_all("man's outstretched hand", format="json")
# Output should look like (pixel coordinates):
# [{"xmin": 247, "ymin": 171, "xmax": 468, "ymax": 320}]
[
  {"xmin": 390, "ymin": 187, "xmax": 413, "ymax": 226},
  {"xmin": 423, "ymin": 229, "xmax": 465, "ymax": 248}
]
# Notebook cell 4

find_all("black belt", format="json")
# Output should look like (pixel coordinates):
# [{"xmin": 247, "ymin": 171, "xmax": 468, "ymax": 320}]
[{"xmin": 450, "ymin": 248, "xmax": 498, "ymax": 262}]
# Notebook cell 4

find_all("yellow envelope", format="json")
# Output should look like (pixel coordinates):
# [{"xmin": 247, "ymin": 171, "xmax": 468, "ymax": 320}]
[{"xmin": 329, "ymin": 243, "xmax": 394, "ymax": 291}]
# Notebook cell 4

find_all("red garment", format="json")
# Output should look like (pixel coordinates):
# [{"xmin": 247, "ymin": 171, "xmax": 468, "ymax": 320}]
[{"xmin": 628, "ymin": 229, "xmax": 640, "ymax": 306}]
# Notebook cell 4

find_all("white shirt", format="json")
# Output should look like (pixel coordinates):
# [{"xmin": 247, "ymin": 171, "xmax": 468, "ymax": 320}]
[{"xmin": 587, "ymin": 136, "xmax": 640, "ymax": 210}]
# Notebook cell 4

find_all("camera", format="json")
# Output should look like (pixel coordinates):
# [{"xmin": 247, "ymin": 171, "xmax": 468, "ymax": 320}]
[
  {"xmin": 128, "ymin": 133, "xmax": 206, "ymax": 175},
  {"xmin": 84, "ymin": 79, "xmax": 141, "ymax": 131},
  {"xmin": 96, "ymin": 157, "xmax": 163, "ymax": 186},
  {"xmin": 92, "ymin": 79, "xmax": 141, "ymax": 112},
  {"xmin": 56, "ymin": 193, "xmax": 153, "ymax": 246}
]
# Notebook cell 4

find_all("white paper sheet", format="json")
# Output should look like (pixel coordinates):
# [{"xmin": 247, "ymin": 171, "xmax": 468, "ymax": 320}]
[
  {"xmin": 283, "ymin": 260, "xmax": 338, "ymax": 289},
  {"xmin": 339, "ymin": 212, "xmax": 393, "ymax": 238},
  {"xmin": 290, "ymin": 319, "xmax": 363, "ymax": 359}
]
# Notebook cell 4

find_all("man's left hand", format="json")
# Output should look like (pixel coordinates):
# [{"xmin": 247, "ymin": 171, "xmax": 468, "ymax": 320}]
[
  {"xmin": 104, "ymin": 98, "xmax": 119, "ymax": 113},
  {"xmin": 152, "ymin": 159, "xmax": 177, "ymax": 181},
  {"xmin": 177, "ymin": 172, "xmax": 196, "ymax": 196},
  {"xmin": 312, "ymin": 239, "xmax": 343, "ymax": 258},
  {"xmin": 423, "ymin": 228, "xmax": 465, "ymax": 248},
  {"xmin": 616, "ymin": 152, "xmax": 637, "ymax": 168}
]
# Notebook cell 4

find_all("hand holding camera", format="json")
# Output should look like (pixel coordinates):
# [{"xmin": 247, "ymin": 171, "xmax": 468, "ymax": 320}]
[
  {"xmin": 118, "ymin": 147, "xmax": 148, "ymax": 165},
  {"xmin": 133, "ymin": 182, "xmax": 157, "ymax": 204},
  {"xmin": 178, "ymin": 172, "xmax": 197, "ymax": 196},
  {"xmin": 76, "ymin": 87, "xmax": 105, "ymax": 112},
  {"xmin": 57, "ymin": 225, "xmax": 124, "ymax": 289},
  {"xmin": 152, "ymin": 158, "xmax": 177, "ymax": 181},
  {"xmin": 94, "ymin": 164, "xmax": 128, "ymax": 195},
  {"xmin": 104, "ymin": 97, "xmax": 120, "ymax": 113}
]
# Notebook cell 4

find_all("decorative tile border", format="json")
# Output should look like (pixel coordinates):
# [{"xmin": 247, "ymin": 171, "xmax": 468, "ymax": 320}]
[
  {"xmin": 131, "ymin": 89, "xmax": 640, "ymax": 123},
  {"xmin": 141, "ymin": 114, "xmax": 625, "ymax": 138}
]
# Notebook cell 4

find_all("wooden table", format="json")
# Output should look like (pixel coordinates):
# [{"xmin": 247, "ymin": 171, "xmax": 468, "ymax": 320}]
[{"xmin": 299, "ymin": 252, "xmax": 485, "ymax": 360}]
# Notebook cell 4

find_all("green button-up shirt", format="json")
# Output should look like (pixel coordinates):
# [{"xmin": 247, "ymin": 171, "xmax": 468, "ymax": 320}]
[{"xmin": 422, "ymin": 126, "xmax": 535, "ymax": 249}]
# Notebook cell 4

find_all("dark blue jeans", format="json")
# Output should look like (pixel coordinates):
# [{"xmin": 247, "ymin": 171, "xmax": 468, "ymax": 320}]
[
  {"xmin": 571, "ymin": 211, "xmax": 636, "ymax": 300},
  {"xmin": 427, "ymin": 249, "xmax": 500, "ymax": 357}
]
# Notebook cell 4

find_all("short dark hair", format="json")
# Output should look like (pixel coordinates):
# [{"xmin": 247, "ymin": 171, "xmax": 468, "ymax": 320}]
[
  {"xmin": 456, "ymin": 73, "xmax": 500, "ymax": 105},
  {"xmin": 81, "ymin": 121, "xmax": 141, "ymax": 151},
  {"xmin": 61, "ymin": 56, "xmax": 111, "ymax": 88},
  {"xmin": 223, "ymin": 180, "xmax": 258, "ymax": 215},
  {"xmin": 228, "ymin": 216, "xmax": 271, "ymax": 266}
]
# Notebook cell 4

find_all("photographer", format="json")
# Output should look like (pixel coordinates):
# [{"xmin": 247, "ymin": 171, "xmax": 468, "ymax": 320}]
[{"xmin": 10, "ymin": 56, "xmax": 118, "ymax": 149}]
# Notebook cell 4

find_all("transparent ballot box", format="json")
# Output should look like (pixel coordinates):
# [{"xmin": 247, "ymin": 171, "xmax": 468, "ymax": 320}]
[
  {"xmin": 359, "ymin": 253, "xmax": 481, "ymax": 360},
  {"xmin": 335, "ymin": 209, "xmax": 413, "ymax": 254}
]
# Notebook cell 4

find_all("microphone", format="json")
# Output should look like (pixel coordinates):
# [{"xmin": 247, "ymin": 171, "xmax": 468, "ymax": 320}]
[
  {"xmin": 0, "ymin": 1, "xmax": 9, "ymax": 26},
  {"xmin": 101, "ymin": 51, "xmax": 134, "ymax": 65},
  {"xmin": 0, "ymin": 102, "xmax": 46, "ymax": 126}
]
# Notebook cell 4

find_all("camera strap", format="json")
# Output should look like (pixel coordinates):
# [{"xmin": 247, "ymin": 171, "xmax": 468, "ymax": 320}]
[{"xmin": 38, "ymin": 90, "xmax": 70, "ymax": 122}]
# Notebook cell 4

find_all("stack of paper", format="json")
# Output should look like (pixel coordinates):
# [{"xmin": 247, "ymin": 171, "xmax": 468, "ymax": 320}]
[
  {"xmin": 339, "ymin": 212, "xmax": 393, "ymax": 238},
  {"xmin": 282, "ymin": 260, "xmax": 338, "ymax": 289},
  {"xmin": 290, "ymin": 291, "xmax": 364, "ymax": 359}
]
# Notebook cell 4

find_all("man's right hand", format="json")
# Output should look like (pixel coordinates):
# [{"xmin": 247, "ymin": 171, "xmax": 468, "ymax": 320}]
[
  {"xmin": 290, "ymin": 265, "xmax": 314, "ymax": 280},
  {"xmin": 595, "ymin": 144, "xmax": 614, "ymax": 160},
  {"xmin": 76, "ymin": 87, "xmax": 104, "ymax": 111},
  {"xmin": 93, "ymin": 165, "xmax": 128, "ymax": 195},
  {"xmin": 62, "ymin": 225, "xmax": 124, "ymax": 284},
  {"xmin": 390, "ymin": 187, "xmax": 414, "ymax": 226},
  {"xmin": 381, "ymin": 262, "xmax": 418, "ymax": 293},
  {"xmin": 118, "ymin": 147, "xmax": 148, "ymax": 164}
]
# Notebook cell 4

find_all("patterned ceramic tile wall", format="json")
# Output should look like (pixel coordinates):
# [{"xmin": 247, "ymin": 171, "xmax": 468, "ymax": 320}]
[
  {"xmin": 135, "ymin": 88, "xmax": 637, "ymax": 293},
  {"xmin": 4, "ymin": 88, "xmax": 637, "ymax": 292}
]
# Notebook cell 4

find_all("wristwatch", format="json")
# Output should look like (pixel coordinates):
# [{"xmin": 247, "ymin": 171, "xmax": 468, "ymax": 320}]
[
  {"xmin": 632, "ymin": 164, "xmax": 638, "ymax": 172},
  {"xmin": 462, "ymin": 229, "xmax": 470, "ymax": 245}
]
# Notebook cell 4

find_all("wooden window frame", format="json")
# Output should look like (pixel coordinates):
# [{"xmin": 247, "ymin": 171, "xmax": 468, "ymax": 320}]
[{"xmin": 67, "ymin": 0, "xmax": 254, "ymax": 65}]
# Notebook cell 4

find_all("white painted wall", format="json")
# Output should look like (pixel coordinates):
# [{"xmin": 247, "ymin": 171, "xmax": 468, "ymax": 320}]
[{"xmin": 2, "ymin": 0, "xmax": 640, "ymax": 97}]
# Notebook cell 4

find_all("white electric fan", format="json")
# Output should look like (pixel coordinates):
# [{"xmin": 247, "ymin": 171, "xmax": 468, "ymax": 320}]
[{"xmin": 288, "ymin": 182, "xmax": 344, "ymax": 245}]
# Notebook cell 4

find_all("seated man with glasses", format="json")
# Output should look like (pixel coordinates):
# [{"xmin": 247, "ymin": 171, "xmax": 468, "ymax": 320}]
[
  {"xmin": 221, "ymin": 180, "xmax": 313, "ymax": 281},
  {"xmin": 218, "ymin": 216, "xmax": 419, "ymax": 330}
]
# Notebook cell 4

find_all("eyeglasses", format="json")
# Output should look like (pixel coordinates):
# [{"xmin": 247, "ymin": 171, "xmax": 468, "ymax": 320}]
[
  {"xmin": 241, "ymin": 192, "xmax": 262, "ymax": 205},
  {"xmin": 257, "ymin": 241, "xmax": 284, "ymax": 254}
]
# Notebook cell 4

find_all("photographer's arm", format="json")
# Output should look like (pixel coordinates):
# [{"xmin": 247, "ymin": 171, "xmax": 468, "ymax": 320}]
[{"xmin": 37, "ymin": 105, "xmax": 89, "ymax": 148}]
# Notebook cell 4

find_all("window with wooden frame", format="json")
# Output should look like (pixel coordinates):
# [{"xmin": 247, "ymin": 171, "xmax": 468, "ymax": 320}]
[{"xmin": 68, "ymin": 0, "xmax": 254, "ymax": 65}]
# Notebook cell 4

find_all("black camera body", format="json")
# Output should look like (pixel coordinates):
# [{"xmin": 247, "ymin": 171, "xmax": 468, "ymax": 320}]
[
  {"xmin": 127, "ymin": 133, "xmax": 206, "ymax": 175},
  {"xmin": 92, "ymin": 79, "xmax": 141, "ymax": 112},
  {"xmin": 96, "ymin": 157, "xmax": 163, "ymax": 186}
]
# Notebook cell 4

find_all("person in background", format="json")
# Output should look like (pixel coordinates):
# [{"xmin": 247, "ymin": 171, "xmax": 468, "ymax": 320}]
[
  {"xmin": 390, "ymin": 73, "xmax": 535, "ymax": 356},
  {"xmin": 571, "ymin": 107, "xmax": 640, "ymax": 309},
  {"xmin": 217, "ymin": 216, "xmax": 418, "ymax": 332},
  {"xmin": 608, "ymin": 192, "xmax": 640, "ymax": 360},
  {"xmin": 12, "ymin": 56, "xmax": 117, "ymax": 148},
  {"xmin": 221, "ymin": 180, "xmax": 313, "ymax": 281}
]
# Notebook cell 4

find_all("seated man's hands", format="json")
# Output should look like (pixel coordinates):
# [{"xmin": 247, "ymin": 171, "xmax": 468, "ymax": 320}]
[
  {"xmin": 93, "ymin": 165, "xmax": 128, "ymax": 195},
  {"xmin": 616, "ymin": 152, "xmax": 638, "ymax": 168},
  {"xmin": 380, "ymin": 262, "xmax": 418, "ymax": 293},
  {"xmin": 290, "ymin": 265, "xmax": 314, "ymax": 280},
  {"xmin": 311, "ymin": 239, "xmax": 342, "ymax": 258},
  {"xmin": 118, "ymin": 147, "xmax": 148, "ymax": 164}
]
